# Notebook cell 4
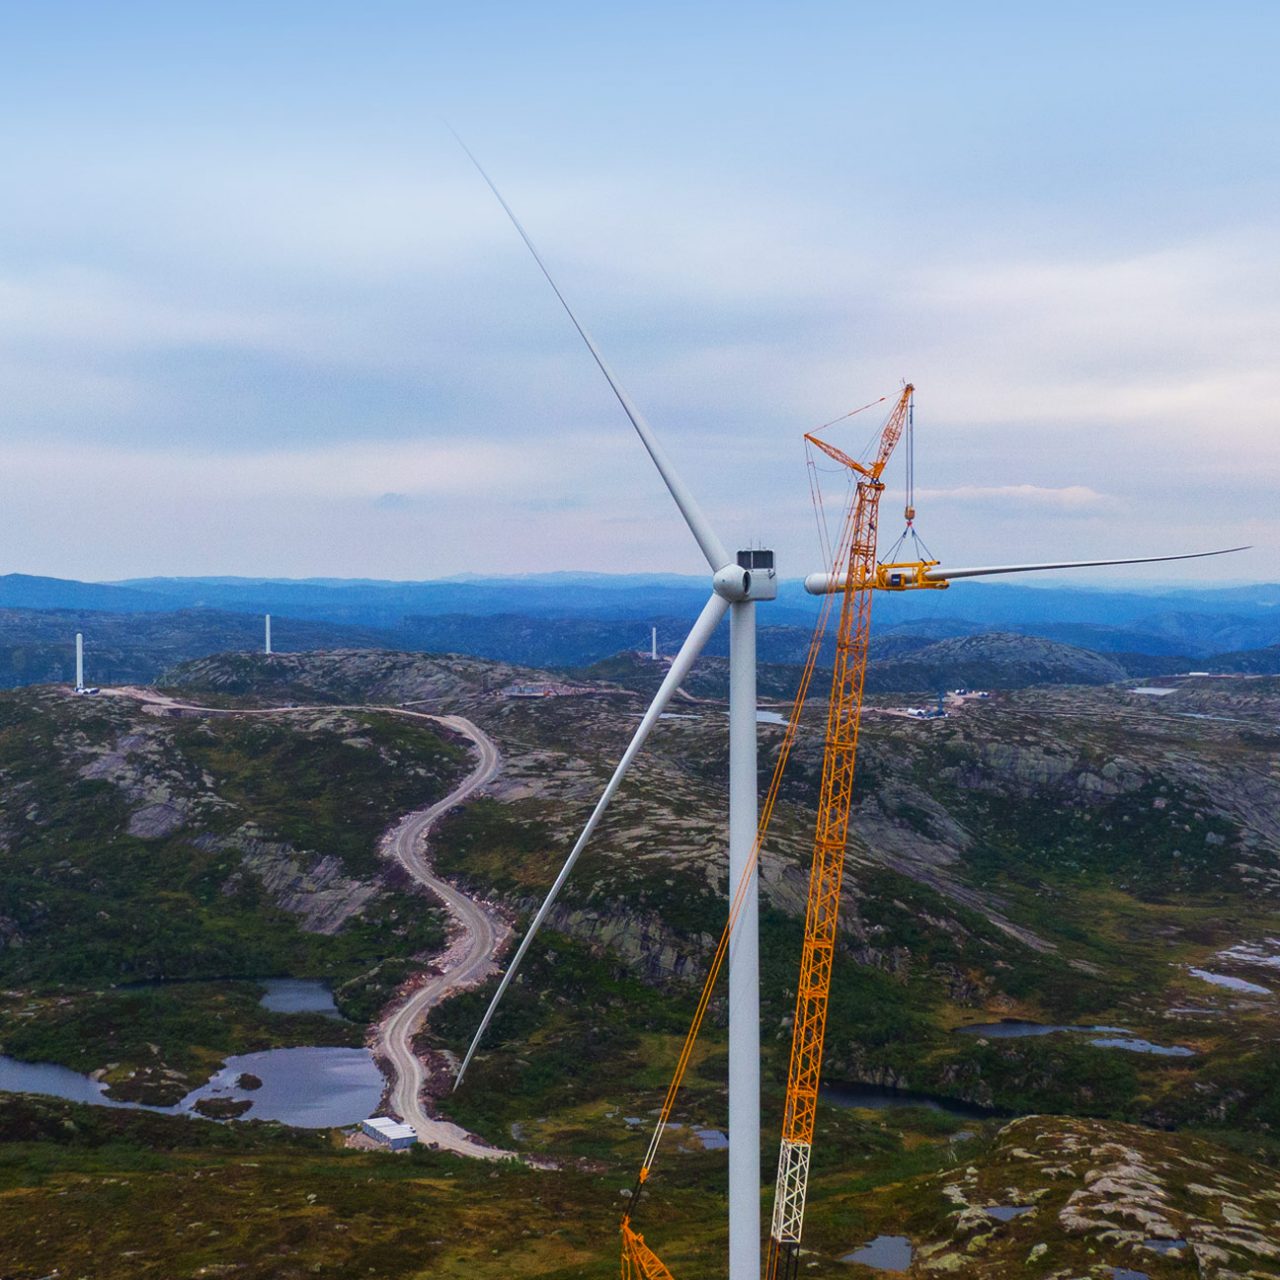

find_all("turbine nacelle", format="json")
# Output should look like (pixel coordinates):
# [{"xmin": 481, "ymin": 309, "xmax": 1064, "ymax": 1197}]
[{"xmin": 715, "ymin": 549, "xmax": 779, "ymax": 602}]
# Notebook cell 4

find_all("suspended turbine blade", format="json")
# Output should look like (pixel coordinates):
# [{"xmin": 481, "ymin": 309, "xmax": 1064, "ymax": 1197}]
[
  {"xmin": 804, "ymin": 546, "xmax": 1251, "ymax": 595},
  {"xmin": 450, "ymin": 130, "xmax": 731, "ymax": 574},
  {"xmin": 454, "ymin": 591, "xmax": 730, "ymax": 1089}
]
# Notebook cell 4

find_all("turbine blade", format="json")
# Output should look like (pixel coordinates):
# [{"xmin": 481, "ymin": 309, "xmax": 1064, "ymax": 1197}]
[
  {"xmin": 804, "ymin": 546, "xmax": 1251, "ymax": 594},
  {"xmin": 450, "ymin": 130, "xmax": 730, "ymax": 573},
  {"xmin": 453, "ymin": 591, "xmax": 730, "ymax": 1089},
  {"xmin": 921, "ymin": 546, "xmax": 1251, "ymax": 583}
]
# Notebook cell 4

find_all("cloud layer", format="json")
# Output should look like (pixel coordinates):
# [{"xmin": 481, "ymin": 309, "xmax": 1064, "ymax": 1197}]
[{"xmin": 0, "ymin": 5, "xmax": 1274, "ymax": 583}]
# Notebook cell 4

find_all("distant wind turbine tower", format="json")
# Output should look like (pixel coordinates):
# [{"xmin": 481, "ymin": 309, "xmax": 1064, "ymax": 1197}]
[
  {"xmin": 264, "ymin": 614, "xmax": 272, "ymax": 655},
  {"xmin": 651, "ymin": 626, "xmax": 658, "ymax": 661},
  {"xmin": 75, "ymin": 633, "xmax": 84, "ymax": 693}
]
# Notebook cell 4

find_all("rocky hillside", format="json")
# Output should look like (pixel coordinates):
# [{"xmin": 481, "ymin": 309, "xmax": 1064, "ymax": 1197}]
[
  {"xmin": 805, "ymin": 1113, "xmax": 1280, "ymax": 1278},
  {"xmin": 163, "ymin": 650, "xmax": 1280, "ymax": 1146},
  {"xmin": 3, "ymin": 650, "xmax": 1280, "ymax": 1276},
  {"xmin": 864, "ymin": 631, "xmax": 1130, "ymax": 691},
  {"xmin": 0, "ymin": 683, "xmax": 469, "ymax": 1101},
  {"xmin": 163, "ymin": 647, "xmax": 558, "ymax": 708}
]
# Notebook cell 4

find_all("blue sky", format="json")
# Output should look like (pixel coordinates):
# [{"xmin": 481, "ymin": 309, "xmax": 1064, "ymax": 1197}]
[{"xmin": 1, "ymin": 2, "xmax": 1275, "ymax": 582}]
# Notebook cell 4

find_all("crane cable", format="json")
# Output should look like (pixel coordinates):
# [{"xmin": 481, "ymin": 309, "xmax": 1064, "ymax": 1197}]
[
  {"xmin": 881, "ymin": 392, "xmax": 937, "ymax": 566},
  {"xmin": 622, "ymin": 465, "xmax": 863, "ymax": 1248},
  {"xmin": 809, "ymin": 395, "xmax": 886, "ymax": 575}
]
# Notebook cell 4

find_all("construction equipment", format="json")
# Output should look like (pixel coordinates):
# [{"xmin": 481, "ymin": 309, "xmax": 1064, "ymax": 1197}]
[
  {"xmin": 766, "ymin": 385, "xmax": 914, "ymax": 1280},
  {"xmin": 617, "ymin": 387, "xmax": 1247, "ymax": 1279},
  {"xmin": 617, "ymin": 388, "xmax": 915, "ymax": 1279},
  {"xmin": 448, "ymin": 138, "xmax": 1250, "ymax": 1280}
]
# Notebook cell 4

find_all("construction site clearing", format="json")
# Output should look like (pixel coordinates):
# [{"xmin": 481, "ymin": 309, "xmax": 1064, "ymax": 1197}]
[{"xmin": 867, "ymin": 688, "xmax": 992, "ymax": 721}]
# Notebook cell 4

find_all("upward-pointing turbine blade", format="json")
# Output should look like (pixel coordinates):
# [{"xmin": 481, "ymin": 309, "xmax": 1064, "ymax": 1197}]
[
  {"xmin": 454, "ymin": 591, "xmax": 730, "ymax": 1089},
  {"xmin": 803, "ymin": 546, "xmax": 1251, "ymax": 594},
  {"xmin": 451, "ymin": 131, "xmax": 730, "ymax": 574}
]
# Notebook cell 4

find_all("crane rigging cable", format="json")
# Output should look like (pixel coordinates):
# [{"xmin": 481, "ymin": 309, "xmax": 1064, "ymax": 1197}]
[
  {"xmin": 621, "ymin": 389, "xmax": 912, "ymax": 1280},
  {"xmin": 766, "ymin": 384, "xmax": 913, "ymax": 1280}
]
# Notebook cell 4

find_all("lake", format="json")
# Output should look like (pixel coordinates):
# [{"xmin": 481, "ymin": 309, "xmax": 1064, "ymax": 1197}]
[{"xmin": 0, "ymin": 1045, "xmax": 382, "ymax": 1129}]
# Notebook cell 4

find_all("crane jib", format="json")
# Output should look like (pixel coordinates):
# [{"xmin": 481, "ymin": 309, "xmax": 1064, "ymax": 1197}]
[{"xmin": 765, "ymin": 386, "xmax": 913, "ymax": 1280}]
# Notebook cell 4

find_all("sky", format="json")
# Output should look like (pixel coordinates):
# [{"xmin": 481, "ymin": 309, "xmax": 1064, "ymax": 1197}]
[{"xmin": 1, "ymin": 1, "xmax": 1276, "ymax": 584}]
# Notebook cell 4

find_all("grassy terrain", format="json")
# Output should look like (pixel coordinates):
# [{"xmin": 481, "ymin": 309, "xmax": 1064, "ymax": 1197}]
[
  {"xmin": 0, "ymin": 686, "xmax": 467, "ymax": 1097},
  {"xmin": 0, "ymin": 983, "xmax": 363, "ymax": 1103},
  {"xmin": 4, "ymin": 656, "xmax": 1280, "ymax": 1275}
]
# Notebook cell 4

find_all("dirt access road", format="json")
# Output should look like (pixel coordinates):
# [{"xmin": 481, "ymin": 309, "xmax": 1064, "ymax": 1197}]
[{"xmin": 103, "ymin": 687, "xmax": 514, "ymax": 1159}]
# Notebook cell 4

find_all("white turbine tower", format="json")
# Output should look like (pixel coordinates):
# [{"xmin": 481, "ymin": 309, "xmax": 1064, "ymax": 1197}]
[
  {"xmin": 75, "ymin": 632, "xmax": 84, "ymax": 693},
  {"xmin": 265, "ymin": 614, "xmax": 272, "ymax": 655},
  {"xmin": 451, "ymin": 144, "xmax": 774, "ymax": 1280}
]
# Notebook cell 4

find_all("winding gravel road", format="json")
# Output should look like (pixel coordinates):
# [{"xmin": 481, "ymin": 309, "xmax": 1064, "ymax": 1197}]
[
  {"xmin": 103, "ymin": 687, "xmax": 514, "ymax": 1159},
  {"xmin": 375, "ymin": 713, "xmax": 514, "ymax": 1158}
]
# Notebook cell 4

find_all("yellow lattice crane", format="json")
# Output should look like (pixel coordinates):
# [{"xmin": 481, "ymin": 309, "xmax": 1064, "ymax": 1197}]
[
  {"xmin": 622, "ymin": 386, "xmax": 929, "ymax": 1279},
  {"xmin": 765, "ymin": 384, "xmax": 938, "ymax": 1279}
]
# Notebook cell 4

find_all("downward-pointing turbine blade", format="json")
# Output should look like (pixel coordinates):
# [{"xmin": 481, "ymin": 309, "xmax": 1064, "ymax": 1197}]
[
  {"xmin": 453, "ymin": 591, "xmax": 730, "ymax": 1089},
  {"xmin": 804, "ymin": 546, "xmax": 1251, "ymax": 594},
  {"xmin": 450, "ymin": 130, "xmax": 730, "ymax": 574}
]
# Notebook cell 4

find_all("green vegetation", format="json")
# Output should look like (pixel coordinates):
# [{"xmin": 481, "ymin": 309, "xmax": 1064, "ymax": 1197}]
[
  {"xmin": 0, "ymin": 983, "xmax": 362, "ymax": 1104},
  {"xmin": 4, "ymin": 654, "xmax": 1280, "ymax": 1275},
  {"xmin": 0, "ymin": 687, "xmax": 463, "ymax": 1092}
]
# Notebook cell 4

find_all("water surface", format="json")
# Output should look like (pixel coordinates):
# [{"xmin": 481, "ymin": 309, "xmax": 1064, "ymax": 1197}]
[
  {"xmin": 956, "ymin": 1020, "xmax": 1125, "ymax": 1039},
  {"xmin": 841, "ymin": 1236, "xmax": 912, "ymax": 1271},
  {"xmin": 822, "ymin": 1082, "xmax": 996, "ymax": 1119},
  {"xmin": 193, "ymin": 1048, "xmax": 381, "ymax": 1126},
  {"xmin": 0, "ymin": 1045, "xmax": 381, "ymax": 1129},
  {"xmin": 1089, "ymin": 1036, "xmax": 1194, "ymax": 1057},
  {"xmin": 258, "ymin": 978, "xmax": 343, "ymax": 1018},
  {"xmin": 1189, "ymin": 968, "xmax": 1270, "ymax": 994},
  {"xmin": 956, "ymin": 1021, "xmax": 1193, "ymax": 1055}
]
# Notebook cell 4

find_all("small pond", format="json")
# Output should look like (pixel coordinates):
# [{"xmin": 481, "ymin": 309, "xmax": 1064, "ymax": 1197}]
[
  {"xmin": 983, "ymin": 1205, "xmax": 1033, "ymax": 1221},
  {"xmin": 955, "ymin": 1020, "xmax": 1194, "ymax": 1056},
  {"xmin": 841, "ymin": 1235, "xmax": 912, "ymax": 1271},
  {"xmin": 258, "ymin": 978, "xmax": 343, "ymax": 1018},
  {"xmin": 1090, "ymin": 1036, "xmax": 1195, "ymax": 1058},
  {"xmin": 821, "ymin": 1082, "xmax": 997, "ymax": 1120},
  {"xmin": 1189, "ymin": 968, "xmax": 1270, "ymax": 995},
  {"xmin": 0, "ymin": 1046, "xmax": 382, "ymax": 1129},
  {"xmin": 756, "ymin": 709, "xmax": 788, "ymax": 725},
  {"xmin": 956, "ymin": 1020, "xmax": 1125, "ymax": 1038}
]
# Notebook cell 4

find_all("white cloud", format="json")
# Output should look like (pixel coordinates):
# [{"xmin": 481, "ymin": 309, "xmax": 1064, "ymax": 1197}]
[
  {"xmin": 0, "ymin": 437, "xmax": 552, "ymax": 503},
  {"xmin": 914, "ymin": 484, "xmax": 1115, "ymax": 513}
]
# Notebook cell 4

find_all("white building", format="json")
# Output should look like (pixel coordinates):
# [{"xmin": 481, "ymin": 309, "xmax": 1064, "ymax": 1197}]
[{"xmin": 360, "ymin": 1116, "xmax": 418, "ymax": 1150}]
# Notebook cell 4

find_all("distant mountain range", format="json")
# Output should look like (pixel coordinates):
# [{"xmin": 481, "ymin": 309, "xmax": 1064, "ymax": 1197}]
[
  {"xmin": 2, "ymin": 571, "xmax": 1278, "ymax": 651},
  {"xmin": 1, "ymin": 571, "xmax": 1278, "ymax": 691}
]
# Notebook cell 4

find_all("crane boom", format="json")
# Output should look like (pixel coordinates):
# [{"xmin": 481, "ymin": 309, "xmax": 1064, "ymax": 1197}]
[{"xmin": 765, "ymin": 385, "xmax": 913, "ymax": 1280}]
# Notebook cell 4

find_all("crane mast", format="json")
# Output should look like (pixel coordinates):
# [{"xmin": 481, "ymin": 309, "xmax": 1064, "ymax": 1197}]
[{"xmin": 765, "ymin": 386, "xmax": 913, "ymax": 1280}]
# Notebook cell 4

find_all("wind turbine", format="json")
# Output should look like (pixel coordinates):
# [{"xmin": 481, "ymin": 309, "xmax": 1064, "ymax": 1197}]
[
  {"xmin": 447, "ymin": 145, "xmax": 1248, "ymax": 1280},
  {"xmin": 450, "ymin": 140, "xmax": 775, "ymax": 1280}
]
